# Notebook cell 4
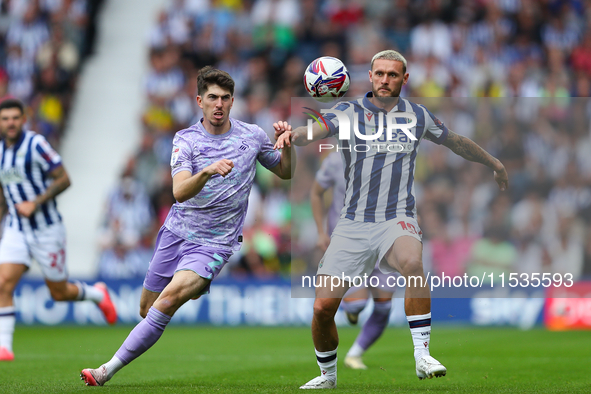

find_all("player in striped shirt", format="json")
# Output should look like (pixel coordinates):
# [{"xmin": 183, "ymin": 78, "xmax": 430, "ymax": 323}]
[
  {"xmin": 275, "ymin": 50, "xmax": 509, "ymax": 389},
  {"xmin": 0, "ymin": 99, "xmax": 117, "ymax": 361}
]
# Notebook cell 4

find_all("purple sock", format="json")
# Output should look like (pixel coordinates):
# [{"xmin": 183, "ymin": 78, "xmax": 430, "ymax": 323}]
[
  {"xmin": 356, "ymin": 301, "xmax": 392, "ymax": 350},
  {"xmin": 114, "ymin": 307, "xmax": 171, "ymax": 365},
  {"xmin": 341, "ymin": 299, "xmax": 368, "ymax": 314}
]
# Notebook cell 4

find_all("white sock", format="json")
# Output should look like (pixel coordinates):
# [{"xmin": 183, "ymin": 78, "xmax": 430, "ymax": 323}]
[
  {"xmin": 0, "ymin": 306, "xmax": 16, "ymax": 352},
  {"xmin": 346, "ymin": 341, "xmax": 364, "ymax": 358},
  {"xmin": 74, "ymin": 282, "xmax": 104, "ymax": 303},
  {"xmin": 407, "ymin": 313, "xmax": 431, "ymax": 362},
  {"xmin": 315, "ymin": 348, "xmax": 337, "ymax": 382},
  {"xmin": 103, "ymin": 355, "xmax": 125, "ymax": 379}
]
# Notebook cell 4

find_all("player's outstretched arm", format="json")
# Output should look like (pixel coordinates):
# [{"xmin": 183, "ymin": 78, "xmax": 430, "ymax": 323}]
[
  {"xmin": 270, "ymin": 121, "xmax": 295, "ymax": 179},
  {"xmin": 274, "ymin": 120, "xmax": 329, "ymax": 147},
  {"xmin": 15, "ymin": 165, "xmax": 71, "ymax": 218},
  {"xmin": 172, "ymin": 159, "xmax": 234, "ymax": 203},
  {"xmin": 442, "ymin": 130, "xmax": 509, "ymax": 191}
]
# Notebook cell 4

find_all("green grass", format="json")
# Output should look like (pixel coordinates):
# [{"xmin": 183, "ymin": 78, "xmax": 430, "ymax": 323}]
[{"xmin": 2, "ymin": 325, "xmax": 589, "ymax": 393}]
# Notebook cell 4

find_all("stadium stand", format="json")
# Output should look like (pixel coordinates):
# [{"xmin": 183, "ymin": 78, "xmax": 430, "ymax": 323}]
[
  {"xmin": 97, "ymin": 0, "xmax": 591, "ymax": 281},
  {"xmin": 0, "ymin": 0, "xmax": 105, "ymax": 148}
]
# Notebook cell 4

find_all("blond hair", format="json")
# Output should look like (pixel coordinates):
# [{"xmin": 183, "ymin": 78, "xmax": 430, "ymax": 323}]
[{"xmin": 371, "ymin": 50, "xmax": 407, "ymax": 73}]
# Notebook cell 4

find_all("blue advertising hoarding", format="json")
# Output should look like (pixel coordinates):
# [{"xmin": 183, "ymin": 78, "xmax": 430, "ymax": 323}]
[{"xmin": 13, "ymin": 278, "xmax": 545, "ymax": 328}]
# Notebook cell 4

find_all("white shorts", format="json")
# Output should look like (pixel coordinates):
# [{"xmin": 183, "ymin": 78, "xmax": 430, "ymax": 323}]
[
  {"xmin": 0, "ymin": 222, "xmax": 68, "ymax": 282},
  {"xmin": 318, "ymin": 217, "xmax": 422, "ymax": 281}
]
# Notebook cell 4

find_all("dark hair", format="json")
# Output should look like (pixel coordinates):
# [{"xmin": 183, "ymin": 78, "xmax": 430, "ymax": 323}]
[
  {"xmin": 0, "ymin": 98, "xmax": 24, "ymax": 114},
  {"xmin": 197, "ymin": 66, "xmax": 235, "ymax": 96}
]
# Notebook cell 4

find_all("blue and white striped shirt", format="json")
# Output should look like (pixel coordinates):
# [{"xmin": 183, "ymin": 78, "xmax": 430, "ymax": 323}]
[
  {"xmin": 0, "ymin": 130, "xmax": 63, "ymax": 234},
  {"xmin": 323, "ymin": 92, "xmax": 449, "ymax": 222}
]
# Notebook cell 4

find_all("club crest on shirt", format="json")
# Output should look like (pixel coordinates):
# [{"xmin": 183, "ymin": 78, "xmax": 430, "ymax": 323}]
[{"xmin": 239, "ymin": 140, "xmax": 249, "ymax": 152}]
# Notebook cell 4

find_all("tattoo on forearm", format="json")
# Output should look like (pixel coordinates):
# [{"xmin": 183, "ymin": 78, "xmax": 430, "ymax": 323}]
[
  {"xmin": 37, "ymin": 167, "xmax": 69, "ymax": 205},
  {"xmin": 44, "ymin": 181, "xmax": 68, "ymax": 201},
  {"xmin": 443, "ymin": 131, "xmax": 498, "ymax": 169}
]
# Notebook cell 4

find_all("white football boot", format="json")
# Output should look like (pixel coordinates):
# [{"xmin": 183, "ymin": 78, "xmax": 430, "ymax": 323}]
[
  {"xmin": 415, "ymin": 355, "xmax": 447, "ymax": 380},
  {"xmin": 300, "ymin": 376, "xmax": 337, "ymax": 389}
]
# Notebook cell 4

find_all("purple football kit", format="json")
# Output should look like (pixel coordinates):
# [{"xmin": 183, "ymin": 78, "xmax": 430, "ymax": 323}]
[{"xmin": 143, "ymin": 118, "xmax": 281, "ymax": 294}]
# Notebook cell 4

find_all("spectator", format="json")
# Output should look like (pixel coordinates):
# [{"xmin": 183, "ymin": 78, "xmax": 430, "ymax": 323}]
[{"xmin": 467, "ymin": 224, "xmax": 517, "ymax": 285}]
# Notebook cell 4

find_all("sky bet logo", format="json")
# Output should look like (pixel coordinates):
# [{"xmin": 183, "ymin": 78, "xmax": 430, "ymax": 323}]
[{"xmin": 304, "ymin": 107, "xmax": 417, "ymax": 153}]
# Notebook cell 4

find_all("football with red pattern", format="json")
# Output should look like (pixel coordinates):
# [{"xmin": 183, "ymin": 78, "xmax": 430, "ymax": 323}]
[{"xmin": 303, "ymin": 57, "xmax": 350, "ymax": 102}]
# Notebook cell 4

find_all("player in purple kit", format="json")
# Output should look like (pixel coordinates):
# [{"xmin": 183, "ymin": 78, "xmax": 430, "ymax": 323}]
[{"xmin": 80, "ymin": 67, "xmax": 294, "ymax": 386}]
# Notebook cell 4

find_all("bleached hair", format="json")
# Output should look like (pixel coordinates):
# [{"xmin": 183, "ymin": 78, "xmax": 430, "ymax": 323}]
[{"xmin": 371, "ymin": 50, "xmax": 407, "ymax": 73}]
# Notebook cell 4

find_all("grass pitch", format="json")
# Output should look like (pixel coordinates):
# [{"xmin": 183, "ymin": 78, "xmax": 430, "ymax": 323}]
[{"xmin": 2, "ymin": 325, "xmax": 589, "ymax": 393}]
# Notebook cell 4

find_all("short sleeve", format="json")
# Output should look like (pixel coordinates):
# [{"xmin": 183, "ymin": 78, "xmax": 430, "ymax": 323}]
[
  {"xmin": 171, "ymin": 134, "xmax": 193, "ymax": 177},
  {"xmin": 323, "ymin": 101, "xmax": 351, "ymax": 137},
  {"xmin": 315, "ymin": 153, "xmax": 337, "ymax": 190},
  {"xmin": 256, "ymin": 127, "xmax": 281, "ymax": 169},
  {"xmin": 34, "ymin": 135, "xmax": 62, "ymax": 173},
  {"xmin": 421, "ymin": 105, "xmax": 449, "ymax": 145}
]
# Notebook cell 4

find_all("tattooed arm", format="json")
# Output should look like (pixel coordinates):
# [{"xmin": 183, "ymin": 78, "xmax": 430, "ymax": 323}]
[
  {"xmin": 15, "ymin": 165, "xmax": 71, "ymax": 218},
  {"xmin": 442, "ymin": 130, "xmax": 509, "ymax": 191}
]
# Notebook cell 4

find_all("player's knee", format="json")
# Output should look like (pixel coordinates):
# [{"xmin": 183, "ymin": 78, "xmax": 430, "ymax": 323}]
[
  {"xmin": 399, "ymin": 258, "xmax": 423, "ymax": 276},
  {"xmin": 153, "ymin": 294, "xmax": 183, "ymax": 315},
  {"xmin": 313, "ymin": 299, "xmax": 339, "ymax": 322}
]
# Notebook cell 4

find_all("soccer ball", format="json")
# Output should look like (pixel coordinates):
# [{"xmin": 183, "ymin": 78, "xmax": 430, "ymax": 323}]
[{"xmin": 303, "ymin": 56, "xmax": 350, "ymax": 102}]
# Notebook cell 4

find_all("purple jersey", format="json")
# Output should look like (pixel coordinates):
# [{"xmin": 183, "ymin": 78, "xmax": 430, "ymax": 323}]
[
  {"xmin": 315, "ymin": 151, "xmax": 346, "ymax": 235},
  {"xmin": 165, "ymin": 118, "xmax": 281, "ymax": 251}
]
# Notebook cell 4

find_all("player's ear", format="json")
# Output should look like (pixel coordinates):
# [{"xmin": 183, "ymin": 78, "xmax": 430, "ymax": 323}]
[
  {"xmin": 368, "ymin": 70, "xmax": 373, "ymax": 83},
  {"xmin": 402, "ymin": 73, "xmax": 409, "ymax": 86},
  {"xmin": 196, "ymin": 95, "xmax": 203, "ymax": 109}
]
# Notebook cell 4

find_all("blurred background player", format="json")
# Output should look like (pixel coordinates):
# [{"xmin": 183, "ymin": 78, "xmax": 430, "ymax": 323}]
[
  {"xmin": 80, "ymin": 67, "xmax": 294, "ymax": 386},
  {"xmin": 311, "ymin": 150, "xmax": 397, "ymax": 370},
  {"xmin": 0, "ymin": 98, "xmax": 116, "ymax": 361}
]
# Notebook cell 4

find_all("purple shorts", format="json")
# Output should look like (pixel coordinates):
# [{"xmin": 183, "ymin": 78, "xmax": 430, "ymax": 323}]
[{"xmin": 143, "ymin": 227, "xmax": 232, "ymax": 295}]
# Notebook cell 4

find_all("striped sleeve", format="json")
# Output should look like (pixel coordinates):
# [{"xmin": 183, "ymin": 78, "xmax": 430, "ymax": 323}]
[
  {"xmin": 33, "ymin": 135, "xmax": 62, "ymax": 172},
  {"xmin": 323, "ymin": 101, "xmax": 352, "ymax": 137},
  {"xmin": 420, "ymin": 105, "xmax": 449, "ymax": 145}
]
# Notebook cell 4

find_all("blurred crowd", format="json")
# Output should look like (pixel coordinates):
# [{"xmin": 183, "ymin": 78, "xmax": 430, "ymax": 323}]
[
  {"xmin": 97, "ymin": 0, "xmax": 591, "ymax": 281},
  {"xmin": 0, "ymin": 0, "xmax": 104, "ymax": 148}
]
